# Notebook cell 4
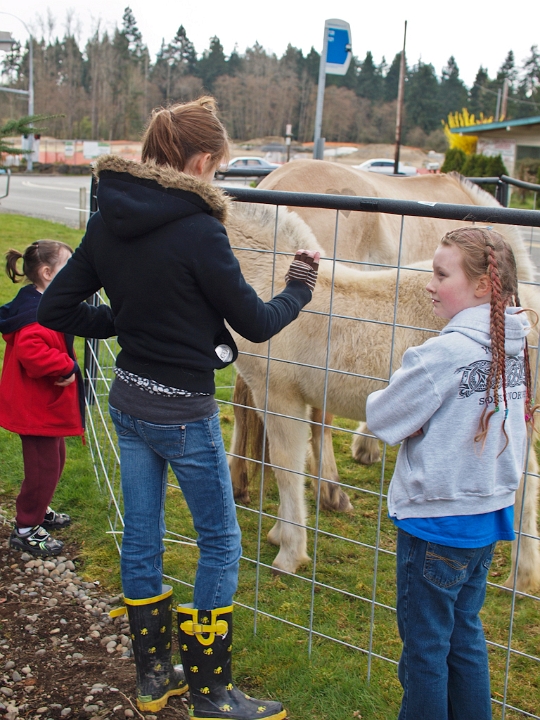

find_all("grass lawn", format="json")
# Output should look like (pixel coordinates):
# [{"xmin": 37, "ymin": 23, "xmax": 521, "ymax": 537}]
[{"xmin": 1, "ymin": 213, "xmax": 539, "ymax": 719}]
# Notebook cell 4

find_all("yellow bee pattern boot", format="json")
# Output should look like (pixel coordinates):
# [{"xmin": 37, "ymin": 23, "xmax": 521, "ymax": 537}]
[
  {"xmin": 110, "ymin": 585, "xmax": 188, "ymax": 712},
  {"xmin": 177, "ymin": 604, "xmax": 286, "ymax": 720}
]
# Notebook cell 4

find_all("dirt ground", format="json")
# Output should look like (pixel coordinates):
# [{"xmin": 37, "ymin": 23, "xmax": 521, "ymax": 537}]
[{"xmin": 0, "ymin": 517, "xmax": 188, "ymax": 720}]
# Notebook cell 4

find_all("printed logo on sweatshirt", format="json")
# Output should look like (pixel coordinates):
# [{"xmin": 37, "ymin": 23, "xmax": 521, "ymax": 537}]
[{"xmin": 455, "ymin": 357, "xmax": 525, "ymax": 399}]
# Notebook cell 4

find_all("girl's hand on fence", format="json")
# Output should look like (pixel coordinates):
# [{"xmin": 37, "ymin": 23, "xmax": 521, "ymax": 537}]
[
  {"xmin": 285, "ymin": 249, "xmax": 320, "ymax": 292},
  {"xmin": 55, "ymin": 374, "xmax": 76, "ymax": 387}
]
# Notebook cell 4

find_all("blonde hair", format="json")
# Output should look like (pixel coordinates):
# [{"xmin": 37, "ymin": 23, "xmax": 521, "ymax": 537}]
[
  {"xmin": 141, "ymin": 96, "xmax": 229, "ymax": 172},
  {"xmin": 440, "ymin": 226, "xmax": 535, "ymax": 451}
]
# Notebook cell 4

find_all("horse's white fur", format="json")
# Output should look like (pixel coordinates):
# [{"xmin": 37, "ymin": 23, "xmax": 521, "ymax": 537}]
[{"xmin": 227, "ymin": 201, "xmax": 540, "ymax": 592}]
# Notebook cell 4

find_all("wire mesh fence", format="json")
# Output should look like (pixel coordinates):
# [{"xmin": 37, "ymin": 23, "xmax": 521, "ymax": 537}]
[{"xmin": 84, "ymin": 187, "xmax": 540, "ymax": 719}]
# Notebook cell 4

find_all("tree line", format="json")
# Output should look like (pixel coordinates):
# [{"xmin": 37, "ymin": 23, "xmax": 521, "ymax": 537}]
[{"xmin": 1, "ymin": 7, "xmax": 539, "ymax": 148}]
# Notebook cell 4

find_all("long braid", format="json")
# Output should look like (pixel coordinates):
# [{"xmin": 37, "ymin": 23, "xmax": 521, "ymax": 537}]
[{"xmin": 475, "ymin": 242, "xmax": 509, "ymax": 451}]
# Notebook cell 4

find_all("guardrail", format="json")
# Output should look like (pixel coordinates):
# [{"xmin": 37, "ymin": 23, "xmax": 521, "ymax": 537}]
[{"xmin": 0, "ymin": 168, "xmax": 11, "ymax": 200}]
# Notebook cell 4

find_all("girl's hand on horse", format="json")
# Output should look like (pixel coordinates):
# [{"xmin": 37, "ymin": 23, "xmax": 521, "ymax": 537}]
[{"xmin": 285, "ymin": 249, "xmax": 320, "ymax": 292}]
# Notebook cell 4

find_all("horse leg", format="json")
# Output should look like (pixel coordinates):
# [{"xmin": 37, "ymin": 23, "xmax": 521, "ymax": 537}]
[
  {"xmin": 351, "ymin": 421, "xmax": 382, "ymax": 465},
  {"xmin": 308, "ymin": 408, "xmax": 353, "ymax": 512},
  {"xmin": 264, "ymin": 406, "xmax": 312, "ymax": 575},
  {"xmin": 504, "ymin": 447, "xmax": 540, "ymax": 593}
]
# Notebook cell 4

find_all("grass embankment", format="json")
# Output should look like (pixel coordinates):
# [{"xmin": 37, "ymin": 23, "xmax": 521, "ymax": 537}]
[{"xmin": 1, "ymin": 214, "xmax": 539, "ymax": 719}]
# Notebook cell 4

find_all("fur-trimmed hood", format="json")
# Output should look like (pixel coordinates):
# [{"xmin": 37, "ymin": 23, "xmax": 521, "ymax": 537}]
[{"xmin": 93, "ymin": 155, "xmax": 230, "ymax": 239}]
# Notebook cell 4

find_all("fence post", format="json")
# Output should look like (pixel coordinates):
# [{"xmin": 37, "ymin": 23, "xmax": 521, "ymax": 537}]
[
  {"xmin": 496, "ymin": 180, "xmax": 509, "ymax": 207},
  {"xmin": 83, "ymin": 173, "xmax": 100, "ymax": 406},
  {"xmin": 79, "ymin": 186, "xmax": 87, "ymax": 229}
]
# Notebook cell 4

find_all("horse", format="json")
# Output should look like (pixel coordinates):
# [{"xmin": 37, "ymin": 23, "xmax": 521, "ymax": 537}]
[
  {"xmin": 225, "ymin": 201, "xmax": 540, "ymax": 593},
  {"xmin": 257, "ymin": 161, "xmax": 537, "ymax": 472}
]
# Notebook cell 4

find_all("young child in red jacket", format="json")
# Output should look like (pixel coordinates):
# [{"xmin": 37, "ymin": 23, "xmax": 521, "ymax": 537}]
[{"xmin": 0, "ymin": 240, "xmax": 84, "ymax": 557}]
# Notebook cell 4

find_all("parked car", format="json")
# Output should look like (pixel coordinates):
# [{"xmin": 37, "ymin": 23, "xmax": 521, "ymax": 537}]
[
  {"xmin": 353, "ymin": 158, "xmax": 418, "ymax": 176},
  {"xmin": 215, "ymin": 156, "xmax": 280, "ymax": 179}
]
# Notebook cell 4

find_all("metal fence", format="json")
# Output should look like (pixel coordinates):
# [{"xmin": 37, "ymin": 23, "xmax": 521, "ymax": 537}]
[{"xmin": 84, "ymin": 184, "xmax": 540, "ymax": 719}]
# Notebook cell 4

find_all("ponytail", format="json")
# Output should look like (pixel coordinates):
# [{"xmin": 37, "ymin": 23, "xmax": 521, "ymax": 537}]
[
  {"xmin": 141, "ymin": 96, "xmax": 229, "ymax": 172},
  {"xmin": 5, "ymin": 249, "xmax": 25, "ymax": 283}
]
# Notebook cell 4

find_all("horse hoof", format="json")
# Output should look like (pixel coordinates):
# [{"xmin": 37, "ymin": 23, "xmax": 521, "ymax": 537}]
[
  {"xmin": 233, "ymin": 491, "xmax": 251, "ymax": 505},
  {"xmin": 271, "ymin": 553, "xmax": 311, "ymax": 576},
  {"xmin": 352, "ymin": 447, "xmax": 381, "ymax": 465},
  {"xmin": 320, "ymin": 489, "xmax": 353, "ymax": 513},
  {"xmin": 351, "ymin": 435, "xmax": 381, "ymax": 466}
]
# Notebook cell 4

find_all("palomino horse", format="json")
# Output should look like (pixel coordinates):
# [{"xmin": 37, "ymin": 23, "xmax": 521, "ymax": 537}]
[
  {"xmin": 225, "ymin": 202, "xmax": 540, "ymax": 592},
  {"xmin": 258, "ymin": 160, "xmax": 536, "ymax": 467}
]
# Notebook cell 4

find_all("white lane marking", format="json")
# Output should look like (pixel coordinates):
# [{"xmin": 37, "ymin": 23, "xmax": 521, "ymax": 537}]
[
  {"xmin": 64, "ymin": 207, "xmax": 90, "ymax": 214},
  {"xmin": 21, "ymin": 180, "xmax": 83, "ymax": 192}
]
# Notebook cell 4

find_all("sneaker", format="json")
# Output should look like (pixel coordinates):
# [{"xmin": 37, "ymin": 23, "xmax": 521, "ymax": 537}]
[
  {"xmin": 42, "ymin": 507, "xmax": 71, "ymax": 530},
  {"xmin": 9, "ymin": 525, "xmax": 64, "ymax": 557}
]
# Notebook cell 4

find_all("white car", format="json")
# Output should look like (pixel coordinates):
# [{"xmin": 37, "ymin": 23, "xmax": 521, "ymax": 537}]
[{"xmin": 353, "ymin": 158, "xmax": 417, "ymax": 176}]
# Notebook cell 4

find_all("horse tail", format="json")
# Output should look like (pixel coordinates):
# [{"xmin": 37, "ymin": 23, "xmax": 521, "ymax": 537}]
[{"xmin": 230, "ymin": 373, "xmax": 266, "ymax": 503}]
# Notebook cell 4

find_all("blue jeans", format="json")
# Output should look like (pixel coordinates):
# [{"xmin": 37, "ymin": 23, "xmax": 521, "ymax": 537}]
[
  {"xmin": 396, "ymin": 529, "xmax": 495, "ymax": 720},
  {"xmin": 109, "ymin": 405, "xmax": 242, "ymax": 608}
]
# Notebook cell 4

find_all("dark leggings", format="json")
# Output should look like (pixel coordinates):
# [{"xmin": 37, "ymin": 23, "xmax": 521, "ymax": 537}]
[{"xmin": 16, "ymin": 436, "xmax": 66, "ymax": 528}]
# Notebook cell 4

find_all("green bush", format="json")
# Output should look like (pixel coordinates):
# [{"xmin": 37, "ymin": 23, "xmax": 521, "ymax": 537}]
[
  {"xmin": 441, "ymin": 147, "xmax": 466, "ymax": 173},
  {"xmin": 460, "ymin": 153, "xmax": 508, "ymax": 178}
]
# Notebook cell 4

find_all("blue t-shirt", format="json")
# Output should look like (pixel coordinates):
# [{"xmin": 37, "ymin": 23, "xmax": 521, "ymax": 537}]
[{"xmin": 393, "ymin": 506, "xmax": 515, "ymax": 547}]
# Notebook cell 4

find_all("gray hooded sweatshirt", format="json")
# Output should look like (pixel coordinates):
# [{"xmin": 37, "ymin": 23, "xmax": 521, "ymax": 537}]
[{"xmin": 366, "ymin": 304, "xmax": 530, "ymax": 520}]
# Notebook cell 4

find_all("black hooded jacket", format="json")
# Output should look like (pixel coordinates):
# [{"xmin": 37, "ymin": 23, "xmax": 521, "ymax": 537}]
[{"xmin": 38, "ymin": 156, "xmax": 312, "ymax": 394}]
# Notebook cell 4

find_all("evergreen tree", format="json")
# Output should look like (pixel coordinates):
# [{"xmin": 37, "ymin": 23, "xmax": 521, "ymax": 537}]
[
  {"xmin": 357, "ymin": 51, "xmax": 383, "ymax": 100},
  {"xmin": 227, "ymin": 46, "xmax": 243, "ymax": 75},
  {"xmin": 197, "ymin": 36, "xmax": 228, "ymax": 91},
  {"xmin": 439, "ymin": 57, "xmax": 468, "ymax": 117},
  {"xmin": 384, "ymin": 52, "xmax": 403, "ymax": 102},
  {"xmin": 405, "ymin": 61, "xmax": 441, "ymax": 133},
  {"xmin": 304, "ymin": 47, "xmax": 320, "ymax": 83},
  {"xmin": 280, "ymin": 44, "xmax": 304, "ymax": 75},
  {"xmin": 121, "ymin": 6, "xmax": 145, "ymax": 60},
  {"xmin": 496, "ymin": 50, "xmax": 518, "ymax": 89},
  {"xmin": 469, "ymin": 66, "xmax": 493, "ymax": 116},
  {"xmin": 516, "ymin": 45, "xmax": 540, "ymax": 117},
  {"xmin": 152, "ymin": 26, "xmax": 197, "ymax": 101}
]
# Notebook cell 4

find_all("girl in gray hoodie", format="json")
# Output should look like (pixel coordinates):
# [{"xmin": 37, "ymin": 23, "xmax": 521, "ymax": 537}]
[{"xmin": 366, "ymin": 227, "xmax": 536, "ymax": 720}]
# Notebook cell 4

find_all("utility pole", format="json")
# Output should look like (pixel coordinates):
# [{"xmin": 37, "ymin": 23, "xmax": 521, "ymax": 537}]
[
  {"xmin": 500, "ymin": 78, "xmax": 509, "ymax": 121},
  {"xmin": 393, "ymin": 20, "xmax": 407, "ymax": 176}
]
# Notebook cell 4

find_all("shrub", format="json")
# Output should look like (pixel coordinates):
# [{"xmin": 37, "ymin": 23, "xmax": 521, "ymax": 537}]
[{"xmin": 441, "ymin": 147, "xmax": 466, "ymax": 173}]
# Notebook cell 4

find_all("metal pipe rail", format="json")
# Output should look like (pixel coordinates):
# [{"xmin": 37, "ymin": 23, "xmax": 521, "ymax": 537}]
[
  {"xmin": 501, "ymin": 174, "xmax": 540, "ymax": 193},
  {"xmin": 222, "ymin": 185, "xmax": 540, "ymax": 227}
]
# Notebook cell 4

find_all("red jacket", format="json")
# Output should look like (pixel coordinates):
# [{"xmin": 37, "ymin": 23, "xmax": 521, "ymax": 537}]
[{"xmin": 0, "ymin": 286, "xmax": 83, "ymax": 437}]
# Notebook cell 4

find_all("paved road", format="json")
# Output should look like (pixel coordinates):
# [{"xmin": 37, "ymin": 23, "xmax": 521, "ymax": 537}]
[
  {"xmin": 0, "ymin": 174, "xmax": 91, "ymax": 228},
  {"xmin": 2, "ymin": 174, "xmax": 540, "ymax": 273},
  {"xmin": 0, "ymin": 174, "xmax": 255, "ymax": 228}
]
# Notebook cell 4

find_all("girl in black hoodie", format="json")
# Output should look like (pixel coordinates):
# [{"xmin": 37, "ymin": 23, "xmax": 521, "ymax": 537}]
[{"xmin": 39, "ymin": 96, "xmax": 318, "ymax": 718}]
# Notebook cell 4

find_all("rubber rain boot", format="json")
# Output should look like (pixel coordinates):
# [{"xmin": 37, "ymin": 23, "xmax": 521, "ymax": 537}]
[
  {"xmin": 110, "ymin": 585, "xmax": 188, "ymax": 712},
  {"xmin": 177, "ymin": 604, "xmax": 286, "ymax": 720}
]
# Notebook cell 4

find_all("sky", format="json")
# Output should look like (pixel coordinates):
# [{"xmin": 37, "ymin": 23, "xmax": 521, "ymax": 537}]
[{"xmin": 0, "ymin": 1, "xmax": 538, "ymax": 88}]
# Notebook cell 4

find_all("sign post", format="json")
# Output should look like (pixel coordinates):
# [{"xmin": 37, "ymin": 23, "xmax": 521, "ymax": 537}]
[{"xmin": 313, "ymin": 19, "xmax": 352, "ymax": 160}]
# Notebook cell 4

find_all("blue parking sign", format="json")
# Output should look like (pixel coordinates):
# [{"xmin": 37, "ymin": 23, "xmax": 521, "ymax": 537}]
[{"xmin": 325, "ymin": 20, "xmax": 352, "ymax": 76}]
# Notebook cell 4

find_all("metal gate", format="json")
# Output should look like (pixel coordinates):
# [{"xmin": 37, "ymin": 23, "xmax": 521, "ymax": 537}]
[{"xmin": 84, "ymin": 184, "xmax": 540, "ymax": 719}]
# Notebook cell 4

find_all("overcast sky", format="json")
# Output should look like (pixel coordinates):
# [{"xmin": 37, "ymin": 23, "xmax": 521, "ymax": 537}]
[{"xmin": 0, "ymin": 1, "xmax": 538, "ymax": 88}]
